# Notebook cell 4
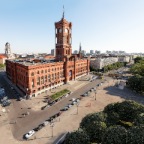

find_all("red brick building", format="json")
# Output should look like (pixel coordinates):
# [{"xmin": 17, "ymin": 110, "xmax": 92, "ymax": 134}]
[{"xmin": 6, "ymin": 14, "xmax": 90, "ymax": 97}]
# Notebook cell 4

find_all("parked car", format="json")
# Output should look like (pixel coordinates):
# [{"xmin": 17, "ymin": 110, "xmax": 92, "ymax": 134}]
[
  {"xmin": 37, "ymin": 124, "xmax": 44, "ymax": 130},
  {"xmin": 24, "ymin": 130, "xmax": 35, "ymax": 139},
  {"xmin": 81, "ymin": 93, "xmax": 88, "ymax": 97},
  {"xmin": 62, "ymin": 106, "xmax": 69, "ymax": 111},
  {"xmin": 90, "ymin": 88, "xmax": 93, "ymax": 92},
  {"xmin": 97, "ymin": 84, "xmax": 100, "ymax": 87},
  {"xmin": 71, "ymin": 98, "xmax": 76, "ymax": 102},
  {"xmin": 41, "ymin": 105, "xmax": 50, "ymax": 110},
  {"xmin": 76, "ymin": 99, "xmax": 80, "ymax": 103},
  {"xmin": 18, "ymin": 97, "xmax": 24, "ymax": 101},
  {"xmin": 71, "ymin": 101, "xmax": 77, "ymax": 105},
  {"xmin": 51, "ymin": 114, "xmax": 58, "ymax": 119},
  {"xmin": 2, "ymin": 101, "xmax": 11, "ymax": 107},
  {"xmin": 33, "ymin": 127, "xmax": 39, "ymax": 132},
  {"xmin": 68, "ymin": 91, "xmax": 73, "ymax": 94},
  {"xmin": 43, "ymin": 99, "xmax": 49, "ymax": 103},
  {"xmin": 49, "ymin": 101, "xmax": 56, "ymax": 106},
  {"xmin": 67, "ymin": 104, "xmax": 72, "ymax": 108},
  {"xmin": 42, "ymin": 121, "xmax": 49, "ymax": 126}
]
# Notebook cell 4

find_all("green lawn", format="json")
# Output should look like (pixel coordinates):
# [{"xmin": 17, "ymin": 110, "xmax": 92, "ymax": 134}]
[{"xmin": 51, "ymin": 89, "xmax": 70, "ymax": 100}]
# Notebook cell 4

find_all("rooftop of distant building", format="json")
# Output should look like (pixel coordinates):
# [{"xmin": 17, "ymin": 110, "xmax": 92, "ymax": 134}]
[{"xmin": 7, "ymin": 59, "xmax": 57, "ymax": 66}]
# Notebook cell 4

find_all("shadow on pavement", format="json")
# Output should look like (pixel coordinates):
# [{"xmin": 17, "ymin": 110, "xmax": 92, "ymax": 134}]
[{"xmin": 103, "ymin": 85, "xmax": 144, "ymax": 105}]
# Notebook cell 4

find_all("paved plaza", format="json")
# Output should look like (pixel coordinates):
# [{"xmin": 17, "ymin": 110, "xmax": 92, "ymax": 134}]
[{"xmin": 0, "ymin": 73, "xmax": 144, "ymax": 144}]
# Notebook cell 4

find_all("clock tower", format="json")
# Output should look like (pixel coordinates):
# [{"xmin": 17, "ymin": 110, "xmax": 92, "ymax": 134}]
[{"xmin": 55, "ymin": 12, "xmax": 72, "ymax": 61}]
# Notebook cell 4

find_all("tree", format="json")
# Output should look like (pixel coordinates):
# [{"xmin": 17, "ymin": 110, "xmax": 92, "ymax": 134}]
[
  {"xmin": 102, "ymin": 125, "xmax": 127, "ymax": 144},
  {"xmin": 64, "ymin": 130, "xmax": 90, "ymax": 144},
  {"xmin": 134, "ymin": 57, "xmax": 144, "ymax": 63},
  {"xmin": 80, "ymin": 112, "xmax": 107, "ymax": 143},
  {"xmin": 104, "ymin": 101, "xmax": 144, "ymax": 123},
  {"xmin": 0, "ymin": 64, "xmax": 5, "ymax": 68},
  {"xmin": 103, "ymin": 102, "xmax": 120, "ymax": 125},
  {"xmin": 134, "ymin": 113, "xmax": 144, "ymax": 126},
  {"xmin": 116, "ymin": 101, "xmax": 144, "ymax": 122},
  {"xmin": 127, "ymin": 75, "xmax": 144, "ymax": 93},
  {"xmin": 130, "ymin": 62, "xmax": 144, "ymax": 76},
  {"xmin": 66, "ymin": 101, "xmax": 144, "ymax": 143},
  {"xmin": 85, "ymin": 121, "xmax": 107, "ymax": 143},
  {"xmin": 80, "ymin": 112, "xmax": 106, "ymax": 130},
  {"xmin": 127, "ymin": 126, "xmax": 144, "ymax": 144}
]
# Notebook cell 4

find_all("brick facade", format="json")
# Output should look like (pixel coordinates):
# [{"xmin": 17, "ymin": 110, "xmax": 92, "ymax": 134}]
[{"xmin": 6, "ymin": 15, "xmax": 90, "ymax": 97}]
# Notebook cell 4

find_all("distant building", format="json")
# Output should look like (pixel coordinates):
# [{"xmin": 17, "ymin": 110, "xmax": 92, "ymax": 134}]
[
  {"xmin": 5, "ymin": 42, "xmax": 14, "ymax": 59},
  {"xmin": 90, "ymin": 57, "xmax": 118, "ymax": 69},
  {"xmin": 119, "ymin": 51, "xmax": 125, "ymax": 54},
  {"xmin": 90, "ymin": 50, "xmax": 94, "ymax": 54},
  {"xmin": 95, "ymin": 50, "xmax": 101, "ymax": 55},
  {"xmin": 44, "ymin": 55, "xmax": 55, "ymax": 60},
  {"xmin": 81, "ymin": 50, "xmax": 86, "ymax": 56},
  {"xmin": 73, "ymin": 50, "xmax": 78, "ymax": 54},
  {"xmin": 106, "ymin": 51, "xmax": 112, "ymax": 54},
  {"xmin": 51, "ymin": 49, "xmax": 55, "ymax": 56},
  {"xmin": 118, "ymin": 55, "xmax": 130, "ymax": 63}
]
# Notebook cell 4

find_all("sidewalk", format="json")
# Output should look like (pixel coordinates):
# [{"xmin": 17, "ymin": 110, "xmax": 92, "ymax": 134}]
[{"xmin": 2, "ymin": 72, "xmax": 25, "ymax": 97}]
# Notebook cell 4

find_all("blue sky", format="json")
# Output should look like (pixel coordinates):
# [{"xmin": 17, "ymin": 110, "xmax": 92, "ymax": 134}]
[{"xmin": 0, "ymin": 0, "xmax": 144, "ymax": 54}]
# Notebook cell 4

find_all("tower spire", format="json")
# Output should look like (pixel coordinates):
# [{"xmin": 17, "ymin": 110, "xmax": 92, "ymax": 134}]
[
  {"xmin": 79, "ymin": 42, "xmax": 82, "ymax": 53},
  {"xmin": 62, "ymin": 5, "xmax": 65, "ymax": 18}
]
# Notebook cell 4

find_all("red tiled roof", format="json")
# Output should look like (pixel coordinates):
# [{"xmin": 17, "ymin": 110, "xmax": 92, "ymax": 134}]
[{"xmin": 0, "ymin": 54, "xmax": 7, "ymax": 59}]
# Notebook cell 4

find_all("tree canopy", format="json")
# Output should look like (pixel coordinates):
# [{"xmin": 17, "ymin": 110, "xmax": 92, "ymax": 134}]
[
  {"xmin": 102, "ymin": 125, "xmax": 127, "ymax": 144},
  {"xmin": 64, "ymin": 130, "xmax": 90, "ymax": 144},
  {"xmin": 134, "ymin": 56, "xmax": 144, "ymax": 63},
  {"xmin": 127, "ymin": 58, "xmax": 144, "ymax": 94},
  {"xmin": 64, "ymin": 101, "xmax": 144, "ymax": 144}
]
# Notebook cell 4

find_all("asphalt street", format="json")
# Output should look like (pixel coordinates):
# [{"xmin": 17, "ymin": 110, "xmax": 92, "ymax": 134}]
[{"xmin": 0, "ymin": 72, "xmax": 107, "ymax": 141}]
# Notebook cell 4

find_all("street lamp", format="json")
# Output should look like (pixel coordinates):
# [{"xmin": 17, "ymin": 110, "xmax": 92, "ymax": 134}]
[
  {"xmin": 50, "ymin": 122, "xmax": 55, "ymax": 137},
  {"xmin": 94, "ymin": 90, "xmax": 97, "ymax": 101},
  {"xmin": 26, "ymin": 87, "xmax": 30, "ymax": 100},
  {"xmin": 76, "ymin": 102, "xmax": 79, "ymax": 114}
]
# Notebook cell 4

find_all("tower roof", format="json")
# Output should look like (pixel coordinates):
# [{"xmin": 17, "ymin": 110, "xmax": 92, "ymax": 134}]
[
  {"xmin": 55, "ymin": 6, "xmax": 72, "ymax": 26},
  {"xmin": 62, "ymin": 5, "xmax": 65, "ymax": 19}
]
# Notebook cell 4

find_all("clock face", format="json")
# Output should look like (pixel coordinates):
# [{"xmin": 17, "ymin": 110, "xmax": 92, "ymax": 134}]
[
  {"xmin": 65, "ymin": 28, "xmax": 68, "ymax": 33},
  {"xmin": 59, "ymin": 28, "xmax": 62, "ymax": 33}
]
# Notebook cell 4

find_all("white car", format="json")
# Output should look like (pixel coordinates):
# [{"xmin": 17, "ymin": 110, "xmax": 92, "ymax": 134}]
[
  {"xmin": 71, "ymin": 98, "xmax": 76, "ymax": 102},
  {"xmin": 42, "ymin": 121, "xmax": 49, "ymax": 126},
  {"xmin": 24, "ymin": 130, "xmax": 35, "ymax": 139},
  {"xmin": 76, "ymin": 99, "xmax": 80, "ymax": 102},
  {"xmin": 72, "ymin": 101, "xmax": 77, "ymax": 105},
  {"xmin": 67, "ymin": 104, "xmax": 72, "ymax": 108}
]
